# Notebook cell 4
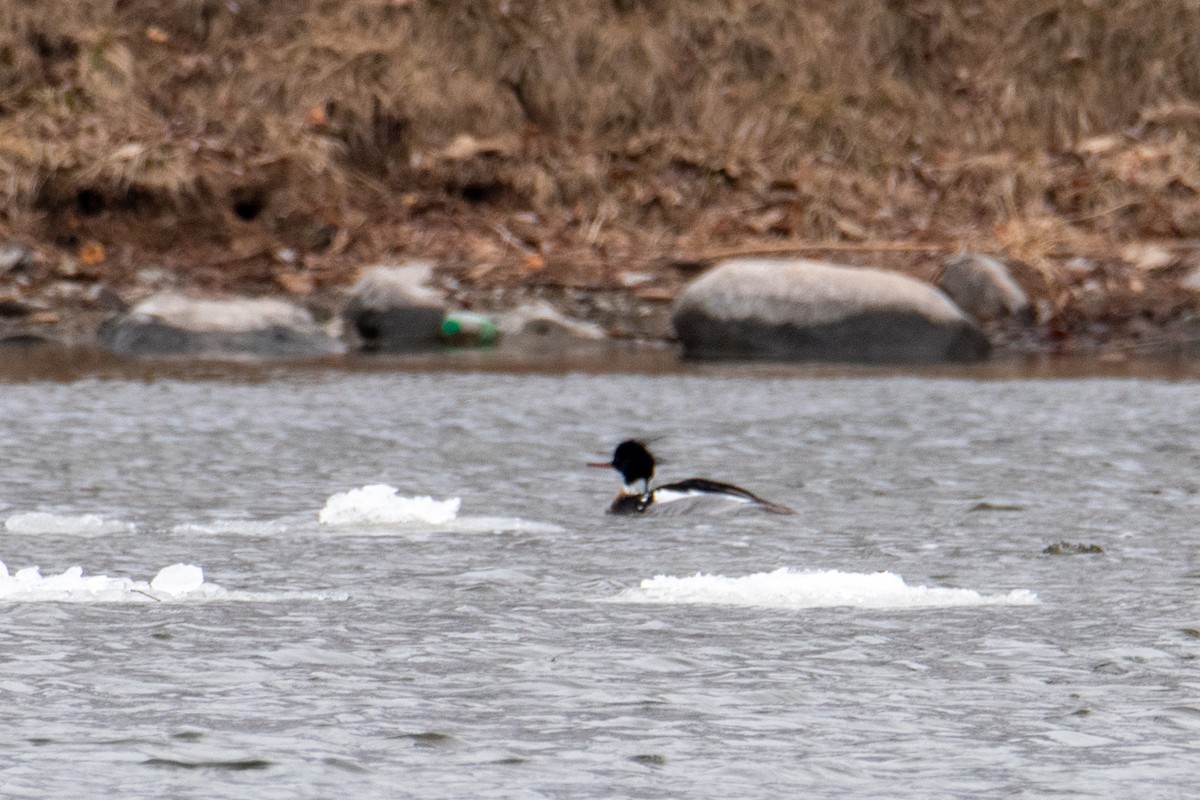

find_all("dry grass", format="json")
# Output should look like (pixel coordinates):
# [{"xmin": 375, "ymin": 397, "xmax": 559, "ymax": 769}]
[{"xmin": 1, "ymin": 0, "xmax": 1200, "ymax": 327}]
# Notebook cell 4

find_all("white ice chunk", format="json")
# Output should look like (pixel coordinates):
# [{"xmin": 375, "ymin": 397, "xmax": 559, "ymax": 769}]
[
  {"xmin": 318, "ymin": 484, "xmax": 461, "ymax": 526},
  {"xmin": 617, "ymin": 568, "xmax": 1039, "ymax": 610},
  {"xmin": 0, "ymin": 563, "xmax": 208, "ymax": 602},
  {"xmin": 4, "ymin": 512, "xmax": 135, "ymax": 536},
  {"xmin": 150, "ymin": 564, "xmax": 205, "ymax": 595},
  {"xmin": 0, "ymin": 560, "xmax": 345, "ymax": 603}
]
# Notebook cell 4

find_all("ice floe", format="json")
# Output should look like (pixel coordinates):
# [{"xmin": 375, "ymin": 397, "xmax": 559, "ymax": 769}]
[
  {"xmin": 616, "ymin": 568, "xmax": 1039, "ymax": 610},
  {"xmin": 4, "ymin": 512, "xmax": 135, "ymax": 536},
  {"xmin": 0, "ymin": 561, "xmax": 219, "ymax": 602},
  {"xmin": 0, "ymin": 561, "xmax": 346, "ymax": 604},
  {"xmin": 318, "ymin": 484, "xmax": 461, "ymax": 526},
  {"xmin": 317, "ymin": 484, "xmax": 562, "ymax": 534}
]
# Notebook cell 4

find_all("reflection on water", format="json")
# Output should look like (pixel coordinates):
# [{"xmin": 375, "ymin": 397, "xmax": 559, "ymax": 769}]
[{"xmin": 1, "ymin": 349, "xmax": 1200, "ymax": 797}]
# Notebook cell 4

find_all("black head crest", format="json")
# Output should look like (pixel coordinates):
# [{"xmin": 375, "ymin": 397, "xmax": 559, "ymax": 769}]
[{"xmin": 611, "ymin": 439, "xmax": 655, "ymax": 488}]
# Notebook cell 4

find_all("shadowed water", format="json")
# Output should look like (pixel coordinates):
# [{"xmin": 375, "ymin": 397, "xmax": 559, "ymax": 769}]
[{"xmin": 1, "ymin": 362, "xmax": 1199, "ymax": 797}]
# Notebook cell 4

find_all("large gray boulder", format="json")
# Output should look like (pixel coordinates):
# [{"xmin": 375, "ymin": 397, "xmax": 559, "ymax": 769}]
[
  {"xmin": 937, "ymin": 253, "xmax": 1033, "ymax": 324},
  {"xmin": 342, "ymin": 263, "xmax": 446, "ymax": 352},
  {"xmin": 98, "ymin": 294, "xmax": 344, "ymax": 358},
  {"xmin": 671, "ymin": 258, "xmax": 990, "ymax": 363}
]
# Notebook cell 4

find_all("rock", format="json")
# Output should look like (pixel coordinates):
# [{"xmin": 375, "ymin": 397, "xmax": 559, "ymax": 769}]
[
  {"xmin": 97, "ymin": 293, "xmax": 345, "ymax": 358},
  {"xmin": 1074, "ymin": 279, "xmax": 1107, "ymax": 318},
  {"xmin": 0, "ymin": 294, "xmax": 44, "ymax": 318},
  {"xmin": 1180, "ymin": 266, "xmax": 1200, "ymax": 293},
  {"xmin": 54, "ymin": 257, "xmax": 82, "ymax": 279},
  {"xmin": 937, "ymin": 254, "xmax": 1034, "ymax": 325},
  {"xmin": 341, "ymin": 263, "xmax": 446, "ymax": 352},
  {"xmin": 1043, "ymin": 541, "xmax": 1104, "ymax": 555},
  {"xmin": 495, "ymin": 300, "xmax": 606, "ymax": 340},
  {"xmin": 135, "ymin": 266, "xmax": 182, "ymax": 289},
  {"xmin": 42, "ymin": 281, "xmax": 88, "ymax": 304},
  {"xmin": 82, "ymin": 284, "xmax": 128, "ymax": 312},
  {"xmin": 671, "ymin": 258, "xmax": 990, "ymax": 363},
  {"xmin": 0, "ymin": 242, "xmax": 34, "ymax": 273}
]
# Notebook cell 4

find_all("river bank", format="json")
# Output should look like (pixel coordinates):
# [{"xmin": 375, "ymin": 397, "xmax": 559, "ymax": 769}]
[
  {"xmin": 3, "ymin": 1, "xmax": 1200, "ymax": 360},
  {"xmin": 3, "ymin": 232, "xmax": 1200, "ymax": 363}
]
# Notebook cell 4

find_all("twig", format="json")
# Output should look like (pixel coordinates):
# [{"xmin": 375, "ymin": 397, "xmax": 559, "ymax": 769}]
[
  {"xmin": 1066, "ymin": 201, "xmax": 1137, "ymax": 223},
  {"xmin": 489, "ymin": 222, "xmax": 536, "ymax": 254}
]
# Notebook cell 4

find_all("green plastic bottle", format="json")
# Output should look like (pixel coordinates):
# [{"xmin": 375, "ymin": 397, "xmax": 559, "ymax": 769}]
[{"xmin": 440, "ymin": 311, "xmax": 499, "ymax": 347}]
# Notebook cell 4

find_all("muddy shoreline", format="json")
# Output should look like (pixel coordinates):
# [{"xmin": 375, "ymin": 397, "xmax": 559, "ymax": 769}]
[
  {"xmin": 7, "ymin": 337, "xmax": 1200, "ymax": 387},
  {"xmin": 3, "ymin": 236, "xmax": 1200, "ymax": 365}
]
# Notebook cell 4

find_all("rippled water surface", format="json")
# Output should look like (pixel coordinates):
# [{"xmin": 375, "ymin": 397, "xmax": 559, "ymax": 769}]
[{"xmin": 2, "ymin": 360, "xmax": 1200, "ymax": 797}]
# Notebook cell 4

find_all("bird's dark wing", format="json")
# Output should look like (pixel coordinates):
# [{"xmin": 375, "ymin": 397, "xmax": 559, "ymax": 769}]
[{"xmin": 656, "ymin": 478, "xmax": 795, "ymax": 515}]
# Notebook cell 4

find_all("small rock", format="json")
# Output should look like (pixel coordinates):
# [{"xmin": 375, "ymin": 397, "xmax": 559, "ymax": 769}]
[
  {"xmin": 0, "ymin": 242, "xmax": 34, "ymax": 273},
  {"xmin": 1075, "ymin": 279, "xmax": 1107, "ymax": 317},
  {"xmin": 98, "ymin": 293, "xmax": 345, "ymax": 358},
  {"xmin": 136, "ymin": 267, "xmax": 181, "ymax": 289},
  {"xmin": 42, "ymin": 281, "xmax": 88, "ymax": 303},
  {"xmin": 273, "ymin": 248, "xmax": 299, "ymax": 265},
  {"xmin": 1180, "ymin": 266, "xmax": 1200, "ymax": 293},
  {"xmin": 341, "ymin": 263, "xmax": 446, "ymax": 352},
  {"xmin": 54, "ymin": 257, "xmax": 81, "ymax": 279},
  {"xmin": 671, "ymin": 258, "xmax": 990, "ymax": 363},
  {"xmin": 1043, "ymin": 541, "xmax": 1104, "ymax": 555},
  {"xmin": 619, "ymin": 271, "xmax": 655, "ymax": 287},
  {"xmin": 83, "ymin": 284, "xmax": 127, "ymax": 312},
  {"xmin": 968, "ymin": 501, "xmax": 1025, "ymax": 512},
  {"xmin": 937, "ymin": 254, "xmax": 1034, "ymax": 324}
]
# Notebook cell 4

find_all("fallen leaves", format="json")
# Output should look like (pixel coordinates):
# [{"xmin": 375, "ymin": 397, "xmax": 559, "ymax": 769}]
[{"xmin": 78, "ymin": 241, "xmax": 106, "ymax": 267}]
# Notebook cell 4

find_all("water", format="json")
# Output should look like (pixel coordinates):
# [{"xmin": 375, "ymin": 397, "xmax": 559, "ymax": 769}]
[{"xmin": 1, "ymin": 360, "xmax": 1199, "ymax": 797}]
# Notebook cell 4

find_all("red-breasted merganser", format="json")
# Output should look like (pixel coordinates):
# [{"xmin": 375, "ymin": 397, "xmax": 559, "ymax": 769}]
[{"xmin": 589, "ymin": 440, "xmax": 795, "ymax": 515}]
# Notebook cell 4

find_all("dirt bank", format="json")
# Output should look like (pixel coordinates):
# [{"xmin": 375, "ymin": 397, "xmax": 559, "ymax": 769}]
[{"xmin": 2, "ymin": 1, "xmax": 1200, "ymax": 356}]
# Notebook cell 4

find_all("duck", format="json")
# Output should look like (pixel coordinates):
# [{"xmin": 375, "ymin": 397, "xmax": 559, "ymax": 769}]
[{"xmin": 589, "ymin": 439, "xmax": 795, "ymax": 515}]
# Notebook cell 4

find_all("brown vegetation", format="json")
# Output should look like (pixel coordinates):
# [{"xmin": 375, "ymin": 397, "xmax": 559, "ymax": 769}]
[{"xmin": 2, "ymin": 0, "xmax": 1200, "ymax": 346}]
